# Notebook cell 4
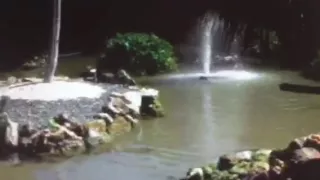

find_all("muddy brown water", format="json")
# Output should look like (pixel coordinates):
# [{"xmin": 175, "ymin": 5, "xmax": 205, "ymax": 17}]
[{"xmin": 1, "ymin": 57, "xmax": 320, "ymax": 180}]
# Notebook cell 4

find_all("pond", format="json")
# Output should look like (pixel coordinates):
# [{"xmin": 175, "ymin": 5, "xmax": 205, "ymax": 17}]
[{"xmin": 1, "ymin": 57, "xmax": 320, "ymax": 180}]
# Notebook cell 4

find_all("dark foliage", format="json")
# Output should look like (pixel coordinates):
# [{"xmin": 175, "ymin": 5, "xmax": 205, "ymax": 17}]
[{"xmin": 99, "ymin": 33, "xmax": 177, "ymax": 75}]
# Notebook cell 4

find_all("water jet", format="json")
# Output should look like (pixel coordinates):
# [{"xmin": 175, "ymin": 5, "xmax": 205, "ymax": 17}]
[{"xmin": 199, "ymin": 12, "xmax": 215, "ymax": 80}]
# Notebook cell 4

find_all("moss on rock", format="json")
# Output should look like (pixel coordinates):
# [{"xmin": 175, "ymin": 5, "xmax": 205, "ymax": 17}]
[
  {"xmin": 140, "ymin": 96, "xmax": 165, "ymax": 118},
  {"xmin": 186, "ymin": 149, "xmax": 272, "ymax": 180},
  {"xmin": 184, "ymin": 133, "xmax": 320, "ymax": 180},
  {"xmin": 107, "ymin": 116, "xmax": 132, "ymax": 135},
  {"xmin": 150, "ymin": 97, "xmax": 165, "ymax": 117},
  {"xmin": 86, "ymin": 116, "xmax": 132, "ymax": 139}
]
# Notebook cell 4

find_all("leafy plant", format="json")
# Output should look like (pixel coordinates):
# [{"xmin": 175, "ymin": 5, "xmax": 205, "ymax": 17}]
[{"xmin": 100, "ymin": 33, "xmax": 178, "ymax": 75}]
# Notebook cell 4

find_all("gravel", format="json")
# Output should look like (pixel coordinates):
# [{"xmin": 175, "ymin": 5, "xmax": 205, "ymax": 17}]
[{"xmin": 0, "ymin": 82, "xmax": 129, "ymax": 128}]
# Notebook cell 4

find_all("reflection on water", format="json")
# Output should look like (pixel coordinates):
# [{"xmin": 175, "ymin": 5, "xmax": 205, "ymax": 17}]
[{"xmin": 3, "ymin": 69, "xmax": 320, "ymax": 180}]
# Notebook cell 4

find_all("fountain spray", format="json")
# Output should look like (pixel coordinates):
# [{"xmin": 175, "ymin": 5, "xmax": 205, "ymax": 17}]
[{"xmin": 201, "ymin": 12, "xmax": 214, "ymax": 75}]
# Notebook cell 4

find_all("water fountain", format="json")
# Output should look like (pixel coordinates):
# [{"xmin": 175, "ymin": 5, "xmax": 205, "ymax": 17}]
[
  {"xmin": 160, "ymin": 12, "xmax": 260, "ymax": 82},
  {"xmin": 197, "ymin": 13, "xmax": 252, "ymax": 80},
  {"xmin": 199, "ymin": 13, "xmax": 215, "ymax": 80}
]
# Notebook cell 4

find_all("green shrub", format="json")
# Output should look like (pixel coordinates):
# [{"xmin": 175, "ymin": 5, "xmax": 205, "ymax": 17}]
[{"xmin": 99, "ymin": 33, "xmax": 178, "ymax": 75}]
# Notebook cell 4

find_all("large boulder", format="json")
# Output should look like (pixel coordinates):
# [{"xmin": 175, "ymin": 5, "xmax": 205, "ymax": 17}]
[
  {"xmin": 123, "ymin": 91, "xmax": 142, "ymax": 115},
  {"xmin": 122, "ymin": 88, "xmax": 164, "ymax": 118},
  {"xmin": 287, "ymin": 147, "xmax": 320, "ymax": 180},
  {"xmin": 139, "ymin": 88, "xmax": 164, "ymax": 118}
]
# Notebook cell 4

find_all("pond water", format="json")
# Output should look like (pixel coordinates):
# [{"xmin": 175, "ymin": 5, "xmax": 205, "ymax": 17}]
[{"xmin": 1, "ymin": 57, "xmax": 320, "ymax": 180}]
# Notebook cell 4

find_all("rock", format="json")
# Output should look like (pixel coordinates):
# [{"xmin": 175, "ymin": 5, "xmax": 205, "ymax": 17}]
[
  {"xmin": 97, "ymin": 72, "xmax": 115, "ymax": 83},
  {"xmin": 290, "ymin": 147, "xmax": 320, "ymax": 164},
  {"xmin": 140, "ymin": 95, "xmax": 164, "ymax": 118},
  {"xmin": 140, "ymin": 88, "xmax": 159, "ymax": 97},
  {"xmin": 93, "ymin": 113, "xmax": 114, "ymax": 123},
  {"xmin": 269, "ymin": 148, "xmax": 293, "ymax": 164},
  {"xmin": 304, "ymin": 134, "xmax": 320, "ymax": 151},
  {"xmin": 96, "ymin": 69, "xmax": 136, "ymax": 86},
  {"xmin": 252, "ymin": 149, "xmax": 272, "ymax": 162},
  {"xmin": 86, "ymin": 119, "xmax": 107, "ymax": 133},
  {"xmin": 123, "ymin": 91, "xmax": 142, "ymax": 114},
  {"xmin": 235, "ymin": 150, "xmax": 253, "ymax": 160},
  {"xmin": 107, "ymin": 116, "xmax": 132, "ymax": 136},
  {"xmin": 6, "ymin": 76, "xmax": 18, "ymax": 85},
  {"xmin": 117, "ymin": 69, "xmax": 137, "ymax": 86},
  {"xmin": 183, "ymin": 132, "xmax": 320, "ymax": 180},
  {"xmin": 0, "ymin": 83, "xmax": 163, "ymax": 163},
  {"xmin": 217, "ymin": 154, "xmax": 238, "ymax": 171},
  {"xmin": 139, "ymin": 88, "xmax": 164, "ymax": 117},
  {"xmin": 87, "ymin": 128, "xmax": 111, "ymax": 145},
  {"xmin": 229, "ymin": 160, "xmax": 251, "ymax": 176},
  {"xmin": 186, "ymin": 168, "xmax": 204, "ymax": 180},
  {"xmin": 251, "ymin": 161, "xmax": 270, "ymax": 172},
  {"xmin": 185, "ymin": 149, "xmax": 273, "ymax": 180},
  {"xmin": 80, "ymin": 66, "xmax": 98, "ymax": 82},
  {"xmin": 229, "ymin": 160, "xmax": 269, "ymax": 177},
  {"xmin": 282, "ymin": 148, "xmax": 320, "ymax": 180},
  {"xmin": 287, "ymin": 137, "xmax": 307, "ymax": 151},
  {"xmin": 199, "ymin": 76, "xmax": 209, "ymax": 80},
  {"xmin": 291, "ymin": 158, "xmax": 320, "ymax": 180}
]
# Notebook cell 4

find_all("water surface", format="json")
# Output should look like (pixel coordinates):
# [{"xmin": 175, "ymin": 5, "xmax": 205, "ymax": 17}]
[{"xmin": 2, "ymin": 64, "xmax": 320, "ymax": 180}]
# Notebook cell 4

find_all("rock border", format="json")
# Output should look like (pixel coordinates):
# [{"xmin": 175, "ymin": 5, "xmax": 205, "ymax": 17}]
[
  {"xmin": 0, "ymin": 78, "xmax": 164, "ymax": 164},
  {"xmin": 183, "ymin": 133, "xmax": 320, "ymax": 180}
]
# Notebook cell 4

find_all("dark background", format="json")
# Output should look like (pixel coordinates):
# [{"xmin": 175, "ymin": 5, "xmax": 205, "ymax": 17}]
[{"xmin": 1, "ymin": 0, "xmax": 320, "ymax": 69}]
